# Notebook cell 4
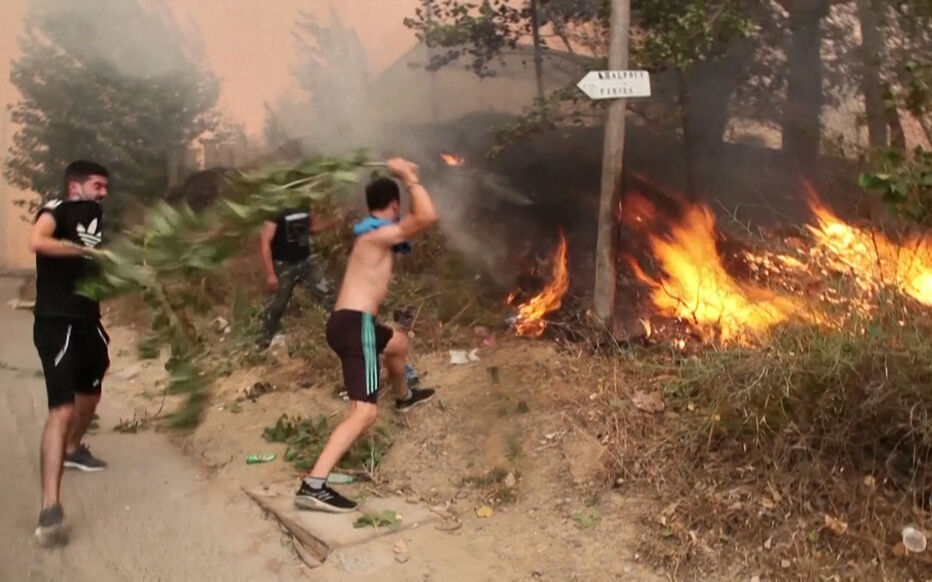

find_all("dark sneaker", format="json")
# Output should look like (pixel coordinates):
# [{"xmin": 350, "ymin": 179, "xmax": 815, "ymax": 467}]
[
  {"xmin": 395, "ymin": 387, "xmax": 436, "ymax": 412},
  {"xmin": 294, "ymin": 481, "xmax": 358, "ymax": 513},
  {"xmin": 64, "ymin": 444, "xmax": 107, "ymax": 472},
  {"xmin": 34, "ymin": 505, "xmax": 65, "ymax": 547}
]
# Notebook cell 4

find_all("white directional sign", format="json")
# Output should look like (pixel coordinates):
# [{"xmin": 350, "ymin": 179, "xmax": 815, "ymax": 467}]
[{"xmin": 576, "ymin": 70, "xmax": 651, "ymax": 100}]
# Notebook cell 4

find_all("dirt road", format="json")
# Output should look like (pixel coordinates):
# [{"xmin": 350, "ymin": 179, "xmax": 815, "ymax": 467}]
[{"xmin": 0, "ymin": 277, "xmax": 305, "ymax": 582}]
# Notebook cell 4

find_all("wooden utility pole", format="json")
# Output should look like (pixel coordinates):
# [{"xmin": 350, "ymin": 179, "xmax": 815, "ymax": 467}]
[{"xmin": 593, "ymin": 0, "xmax": 631, "ymax": 327}]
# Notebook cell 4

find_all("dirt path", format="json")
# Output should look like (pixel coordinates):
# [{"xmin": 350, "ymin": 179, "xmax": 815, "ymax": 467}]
[
  {"xmin": 147, "ymin": 319, "xmax": 666, "ymax": 581},
  {"xmin": 0, "ymin": 277, "xmax": 305, "ymax": 582}
]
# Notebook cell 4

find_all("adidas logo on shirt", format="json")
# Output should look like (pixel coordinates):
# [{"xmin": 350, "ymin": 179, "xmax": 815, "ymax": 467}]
[{"xmin": 76, "ymin": 218, "xmax": 102, "ymax": 248}]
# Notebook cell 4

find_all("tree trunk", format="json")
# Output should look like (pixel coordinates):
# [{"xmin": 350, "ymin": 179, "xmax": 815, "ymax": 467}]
[
  {"xmin": 593, "ymin": 0, "xmax": 630, "ymax": 327},
  {"xmin": 883, "ymin": 82, "xmax": 907, "ymax": 149},
  {"xmin": 781, "ymin": 0, "xmax": 828, "ymax": 170},
  {"xmin": 687, "ymin": 46, "xmax": 744, "ymax": 157},
  {"xmin": 426, "ymin": 0, "xmax": 440, "ymax": 122},
  {"xmin": 529, "ymin": 0, "xmax": 546, "ymax": 104},
  {"xmin": 678, "ymin": 70, "xmax": 698, "ymax": 200},
  {"xmin": 856, "ymin": 0, "xmax": 889, "ymax": 149}
]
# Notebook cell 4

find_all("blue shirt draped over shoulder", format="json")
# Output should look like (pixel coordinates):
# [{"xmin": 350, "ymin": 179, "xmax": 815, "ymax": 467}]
[{"xmin": 353, "ymin": 216, "xmax": 412, "ymax": 254}]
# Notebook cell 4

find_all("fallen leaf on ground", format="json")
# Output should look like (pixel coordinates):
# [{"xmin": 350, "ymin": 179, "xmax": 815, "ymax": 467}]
[
  {"xmin": 476, "ymin": 505, "xmax": 494, "ymax": 518},
  {"xmin": 631, "ymin": 391, "xmax": 665, "ymax": 413},
  {"xmin": 572, "ymin": 508, "xmax": 601, "ymax": 529},
  {"xmin": 824, "ymin": 514, "xmax": 848, "ymax": 536},
  {"xmin": 354, "ymin": 510, "xmax": 402, "ymax": 529}
]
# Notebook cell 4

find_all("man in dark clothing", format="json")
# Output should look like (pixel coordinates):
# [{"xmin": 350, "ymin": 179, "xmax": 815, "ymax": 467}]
[
  {"xmin": 258, "ymin": 205, "xmax": 338, "ymax": 347},
  {"xmin": 29, "ymin": 160, "xmax": 111, "ymax": 546}
]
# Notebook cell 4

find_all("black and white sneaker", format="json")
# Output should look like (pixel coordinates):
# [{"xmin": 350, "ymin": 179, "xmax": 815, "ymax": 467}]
[
  {"xmin": 35, "ymin": 505, "xmax": 66, "ymax": 547},
  {"xmin": 395, "ymin": 387, "xmax": 435, "ymax": 412},
  {"xmin": 294, "ymin": 481, "xmax": 358, "ymax": 513},
  {"xmin": 64, "ymin": 444, "xmax": 107, "ymax": 472}
]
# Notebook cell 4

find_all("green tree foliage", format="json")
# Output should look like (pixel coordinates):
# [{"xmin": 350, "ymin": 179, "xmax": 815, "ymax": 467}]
[
  {"xmin": 3, "ymin": 0, "xmax": 219, "ymax": 218},
  {"xmin": 634, "ymin": 0, "xmax": 750, "ymax": 72},
  {"xmin": 404, "ymin": 0, "xmax": 748, "ymax": 161},
  {"xmin": 404, "ymin": 0, "xmax": 604, "ymax": 151},
  {"xmin": 860, "ymin": 149, "xmax": 932, "ymax": 226},
  {"xmin": 405, "ymin": 0, "xmax": 530, "ymax": 77},
  {"xmin": 860, "ymin": 2, "xmax": 931, "ymax": 225},
  {"xmin": 635, "ymin": 0, "xmax": 751, "ymax": 195}
]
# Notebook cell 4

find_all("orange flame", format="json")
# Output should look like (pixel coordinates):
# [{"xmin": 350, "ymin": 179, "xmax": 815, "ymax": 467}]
[
  {"xmin": 804, "ymin": 181, "xmax": 932, "ymax": 306},
  {"xmin": 626, "ymin": 198, "xmax": 800, "ymax": 342},
  {"xmin": 441, "ymin": 153, "xmax": 464, "ymax": 166},
  {"xmin": 513, "ymin": 231, "xmax": 570, "ymax": 337}
]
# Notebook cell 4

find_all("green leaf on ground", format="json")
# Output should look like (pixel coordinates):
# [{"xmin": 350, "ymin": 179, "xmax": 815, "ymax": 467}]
[
  {"xmin": 353, "ymin": 510, "xmax": 402, "ymax": 529},
  {"xmin": 572, "ymin": 508, "xmax": 602, "ymax": 529}
]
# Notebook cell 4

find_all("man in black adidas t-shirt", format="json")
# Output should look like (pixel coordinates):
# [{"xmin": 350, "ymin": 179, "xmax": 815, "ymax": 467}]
[
  {"xmin": 257, "ymin": 206, "xmax": 338, "ymax": 347},
  {"xmin": 29, "ymin": 160, "xmax": 111, "ymax": 546}
]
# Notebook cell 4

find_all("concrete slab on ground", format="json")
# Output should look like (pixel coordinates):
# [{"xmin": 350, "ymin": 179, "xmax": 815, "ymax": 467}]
[{"xmin": 243, "ymin": 481, "xmax": 442, "ymax": 567}]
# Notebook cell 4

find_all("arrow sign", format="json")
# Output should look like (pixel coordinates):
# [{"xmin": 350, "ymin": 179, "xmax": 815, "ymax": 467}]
[{"xmin": 577, "ymin": 70, "xmax": 651, "ymax": 100}]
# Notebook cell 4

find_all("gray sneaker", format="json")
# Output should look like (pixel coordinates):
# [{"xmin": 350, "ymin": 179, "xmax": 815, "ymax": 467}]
[
  {"xmin": 34, "ymin": 505, "xmax": 66, "ymax": 547},
  {"xmin": 64, "ymin": 444, "xmax": 107, "ymax": 472}
]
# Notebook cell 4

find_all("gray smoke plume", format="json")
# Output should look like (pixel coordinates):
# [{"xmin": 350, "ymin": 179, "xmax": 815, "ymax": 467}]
[{"xmin": 262, "ymin": 8, "xmax": 548, "ymax": 285}]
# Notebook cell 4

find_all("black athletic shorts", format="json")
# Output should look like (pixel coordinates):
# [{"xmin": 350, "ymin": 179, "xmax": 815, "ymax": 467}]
[
  {"xmin": 34, "ymin": 317, "xmax": 110, "ymax": 409},
  {"xmin": 326, "ymin": 310, "xmax": 394, "ymax": 404}
]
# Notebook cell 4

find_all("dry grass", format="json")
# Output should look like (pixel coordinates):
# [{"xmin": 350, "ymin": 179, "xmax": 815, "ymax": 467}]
[{"xmin": 552, "ymin": 297, "xmax": 932, "ymax": 580}]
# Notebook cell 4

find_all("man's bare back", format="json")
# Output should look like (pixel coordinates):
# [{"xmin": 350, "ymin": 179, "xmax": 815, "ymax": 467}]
[{"xmin": 334, "ymin": 234, "xmax": 394, "ymax": 315}]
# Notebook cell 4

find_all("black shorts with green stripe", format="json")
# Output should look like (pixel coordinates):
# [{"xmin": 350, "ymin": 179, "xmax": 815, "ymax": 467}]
[{"xmin": 326, "ymin": 310, "xmax": 394, "ymax": 403}]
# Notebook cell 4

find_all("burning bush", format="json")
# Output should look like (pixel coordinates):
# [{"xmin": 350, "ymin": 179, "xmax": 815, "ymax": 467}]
[{"xmin": 578, "ymin": 298, "xmax": 932, "ymax": 578}]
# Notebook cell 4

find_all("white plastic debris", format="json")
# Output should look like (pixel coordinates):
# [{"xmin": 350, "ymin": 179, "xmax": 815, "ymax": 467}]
[
  {"xmin": 903, "ymin": 526, "xmax": 927, "ymax": 553},
  {"xmin": 449, "ymin": 349, "xmax": 480, "ymax": 365}
]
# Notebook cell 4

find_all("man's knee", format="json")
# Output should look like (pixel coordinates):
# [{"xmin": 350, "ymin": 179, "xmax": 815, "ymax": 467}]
[
  {"xmin": 47, "ymin": 404, "xmax": 74, "ymax": 426},
  {"xmin": 351, "ymin": 403, "xmax": 378, "ymax": 427}
]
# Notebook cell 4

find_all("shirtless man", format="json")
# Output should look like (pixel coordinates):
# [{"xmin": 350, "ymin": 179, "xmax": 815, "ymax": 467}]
[{"xmin": 294, "ymin": 158, "xmax": 437, "ymax": 512}]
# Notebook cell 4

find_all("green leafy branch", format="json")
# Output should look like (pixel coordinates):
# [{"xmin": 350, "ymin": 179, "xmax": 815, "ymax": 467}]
[
  {"xmin": 77, "ymin": 151, "xmax": 371, "ymax": 429},
  {"xmin": 860, "ymin": 147, "xmax": 932, "ymax": 227}
]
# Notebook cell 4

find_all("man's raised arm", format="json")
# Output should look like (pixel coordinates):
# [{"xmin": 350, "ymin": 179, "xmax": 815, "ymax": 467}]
[{"xmin": 371, "ymin": 158, "xmax": 438, "ymax": 249}]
